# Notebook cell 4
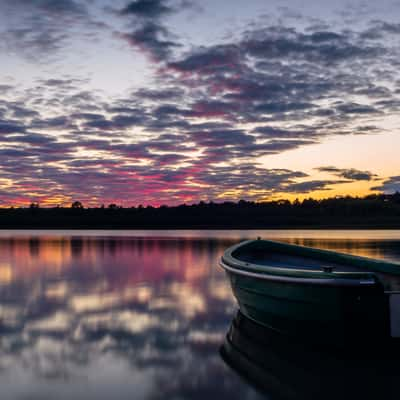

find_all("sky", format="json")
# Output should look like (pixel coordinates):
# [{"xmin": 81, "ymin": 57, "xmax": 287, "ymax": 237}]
[{"xmin": 0, "ymin": 0, "xmax": 399, "ymax": 207}]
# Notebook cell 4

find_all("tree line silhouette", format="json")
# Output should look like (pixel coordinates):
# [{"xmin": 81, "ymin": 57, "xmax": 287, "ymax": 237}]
[{"xmin": 1, "ymin": 192, "xmax": 400, "ymax": 228}]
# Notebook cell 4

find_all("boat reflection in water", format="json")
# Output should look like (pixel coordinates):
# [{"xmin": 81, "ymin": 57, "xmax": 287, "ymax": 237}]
[{"xmin": 221, "ymin": 311, "xmax": 400, "ymax": 400}]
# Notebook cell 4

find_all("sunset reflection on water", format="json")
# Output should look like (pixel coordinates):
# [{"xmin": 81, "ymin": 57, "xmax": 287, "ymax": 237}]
[{"xmin": 0, "ymin": 231, "xmax": 399, "ymax": 400}]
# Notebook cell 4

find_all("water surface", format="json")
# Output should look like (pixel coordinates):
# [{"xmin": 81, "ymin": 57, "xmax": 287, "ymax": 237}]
[{"xmin": 0, "ymin": 230, "xmax": 399, "ymax": 399}]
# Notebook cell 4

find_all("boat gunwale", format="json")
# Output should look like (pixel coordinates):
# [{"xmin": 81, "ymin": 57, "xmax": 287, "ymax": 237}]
[
  {"xmin": 220, "ymin": 259, "xmax": 377, "ymax": 287},
  {"xmin": 221, "ymin": 239, "xmax": 400, "ymax": 280}
]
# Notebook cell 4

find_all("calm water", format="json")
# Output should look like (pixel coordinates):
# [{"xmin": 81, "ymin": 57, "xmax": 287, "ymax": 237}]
[{"xmin": 0, "ymin": 230, "xmax": 400, "ymax": 400}]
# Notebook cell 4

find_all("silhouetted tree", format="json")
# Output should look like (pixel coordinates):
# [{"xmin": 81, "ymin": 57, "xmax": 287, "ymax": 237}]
[{"xmin": 71, "ymin": 201, "xmax": 84, "ymax": 209}]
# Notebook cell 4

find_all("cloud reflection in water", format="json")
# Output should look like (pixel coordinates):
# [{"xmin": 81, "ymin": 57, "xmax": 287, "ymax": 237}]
[{"xmin": 0, "ymin": 236, "xmax": 262, "ymax": 400}]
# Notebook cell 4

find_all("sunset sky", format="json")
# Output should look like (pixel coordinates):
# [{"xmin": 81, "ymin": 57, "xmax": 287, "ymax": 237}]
[{"xmin": 0, "ymin": 0, "xmax": 399, "ymax": 207}]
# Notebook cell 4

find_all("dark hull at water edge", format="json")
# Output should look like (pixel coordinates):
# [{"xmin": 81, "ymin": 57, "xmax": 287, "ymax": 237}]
[
  {"xmin": 228, "ymin": 269, "xmax": 389, "ymax": 343},
  {"xmin": 220, "ymin": 239, "xmax": 400, "ymax": 344}
]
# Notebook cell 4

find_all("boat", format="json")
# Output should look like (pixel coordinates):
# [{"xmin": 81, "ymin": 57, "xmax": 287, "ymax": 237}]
[
  {"xmin": 220, "ymin": 238, "xmax": 400, "ymax": 344},
  {"xmin": 220, "ymin": 311, "xmax": 400, "ymax": 399}
]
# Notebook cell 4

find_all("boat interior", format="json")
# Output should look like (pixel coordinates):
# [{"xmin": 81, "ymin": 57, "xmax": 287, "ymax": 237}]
[
  {"xmin": 231, "ymin": 240, "xmax": 400, "ymax": 291},
  {"xmin": 235, "ymin": 249, "xmax": 363, "ymax": 273}
]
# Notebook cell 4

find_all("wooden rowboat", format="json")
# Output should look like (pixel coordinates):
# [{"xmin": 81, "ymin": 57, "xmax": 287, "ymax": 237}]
[{"xmin": 220, "ymin": 238, "xmax": 400, "ymax": 343}]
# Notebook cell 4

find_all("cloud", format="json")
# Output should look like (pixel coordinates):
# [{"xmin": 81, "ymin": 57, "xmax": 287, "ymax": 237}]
[
  {"xmin": 0, "ymin": 84, "xmax": 14, "ymax": 93},
  {"xmin": 242, "ymin": 27, "xmax": 382, "ymax": 64},
  {"xmin": 121, "ymin": 22, "xmax": 180, "ymax": 61},
  {"xmin": 120, "ymin": 0, "xmax": 174, "ymax": 18},
  {"xmin": 0, "ymin": 120, "xmax": 26, "ymax": 134},
  {"xmin": 168, "ymin": 44, "xmax": 241, "ymax": 73},
  {"xmin": 134, "ymin": 87, "xmax": 184, "ymax": 101},
  {"xmin": 362, "ymin": 21, "xmax": 400, "ymax": 40},
  {"xmin": 0, "ymin": 0, "xmax": 87, "ymax": 18},
  {"xmin": 254, "ymin": 101, "xmax": 315, "ymax": 114},
  {"xmin": 252, "ymin": 126, "xmax": 318, "ymax": 139},
  {"xmin": 282, "ymin": 180, "xmax": 345, "ymax": 193},
  {"xmin": 163, "ymin": 22, "xmax": 396, "ymax": 133},
  {"xmin": 317, "ymin": 167, "xmax": 378, "ymax": 181},
  {"xmin": 336, "ymin": 102, "xmax": 380, "ymax": 115},
  {"xmin": 117, "ymin": 0, "xmax": 190, "ymax": 61},
  {"xmin": 0, "ymin": 0, "xmax": 100, "ymax": 60},
  {"xmin": 372, "ymin": 176, "xmax": 400, "ymax": 193},
  {"xmin": 9, "ymin": 132, "xmax": 57, "ymax": 145},
  {"xmin": 38, "ymin": 78, "xmax": 87, "ymax": 90}
]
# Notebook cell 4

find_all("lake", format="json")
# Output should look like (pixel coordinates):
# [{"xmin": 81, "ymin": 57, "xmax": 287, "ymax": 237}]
[{"xmin": 0, "ymin": 230, "xmax": 400, "ymax": 400}]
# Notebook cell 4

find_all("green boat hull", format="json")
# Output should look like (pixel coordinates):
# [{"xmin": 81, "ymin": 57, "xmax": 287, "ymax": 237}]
[
  {"xmin": 227, "ymin": 270, "xmax": 389, "ymax": 342},
  {"xmin": 220, "ymin": 239, "xmax": 399, "ymax": 343}
]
